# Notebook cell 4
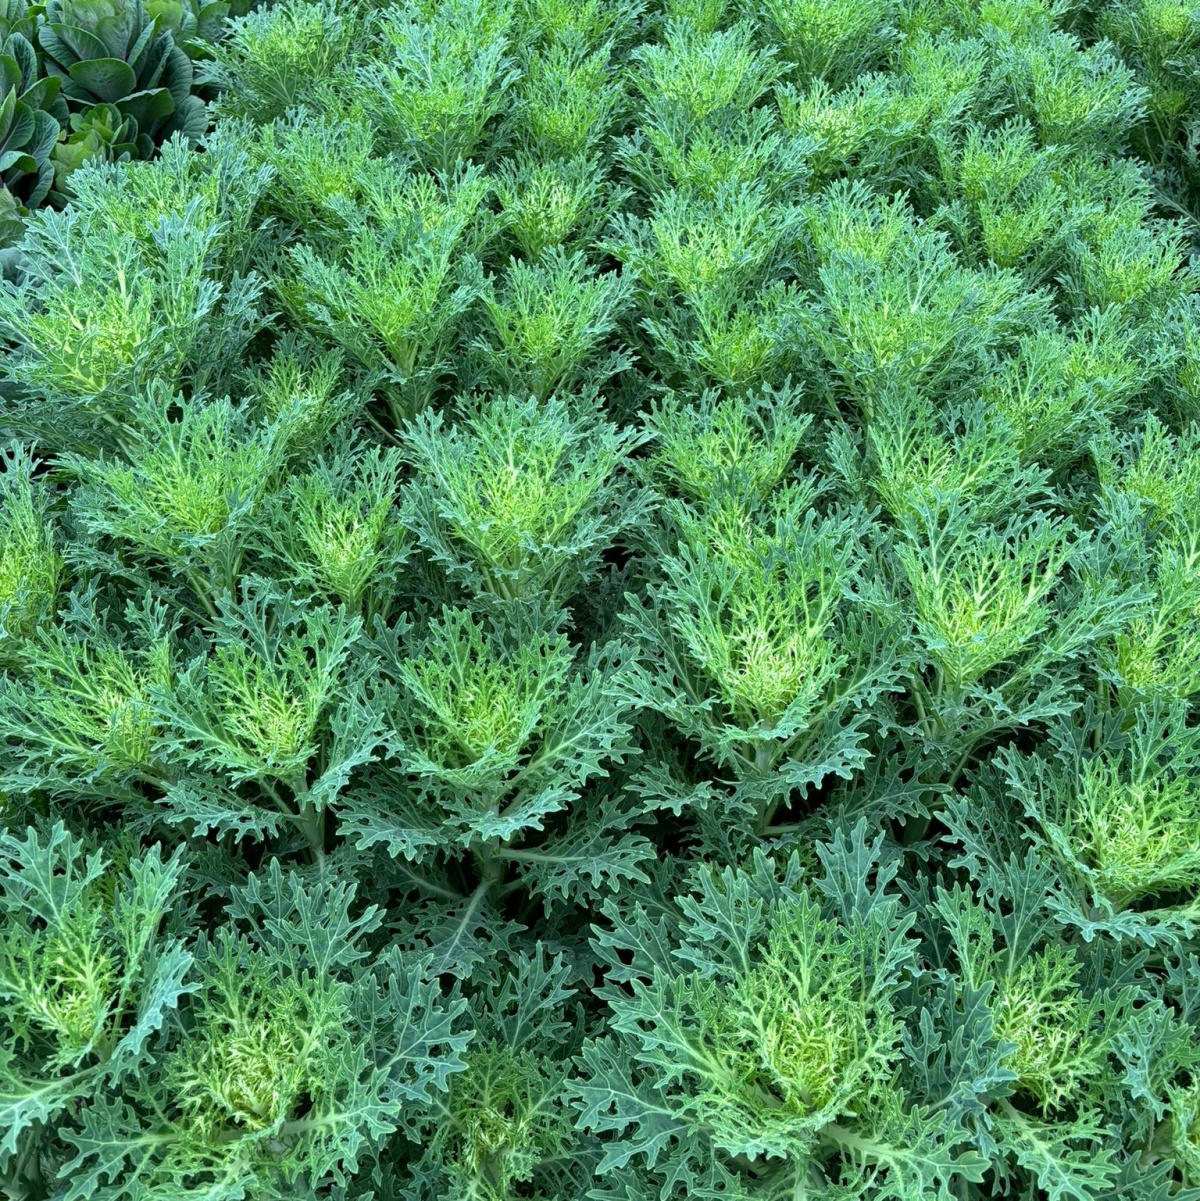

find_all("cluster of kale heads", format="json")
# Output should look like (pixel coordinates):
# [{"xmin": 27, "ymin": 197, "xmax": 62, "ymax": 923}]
[{"xmin": 3, "ymin": 0, "xmax": 1200, "ymax": 1197}]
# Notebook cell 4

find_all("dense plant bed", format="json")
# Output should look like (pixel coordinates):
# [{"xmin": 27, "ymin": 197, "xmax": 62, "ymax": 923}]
[{"xmin": 3, "ymin": 0, "xmax": 1200, "ymax": 1197}]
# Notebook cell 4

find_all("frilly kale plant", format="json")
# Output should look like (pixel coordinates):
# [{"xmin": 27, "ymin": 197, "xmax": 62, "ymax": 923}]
[{"xmin": 0, "ymin": 0, "xmax": 1200, "ymax": 1199}]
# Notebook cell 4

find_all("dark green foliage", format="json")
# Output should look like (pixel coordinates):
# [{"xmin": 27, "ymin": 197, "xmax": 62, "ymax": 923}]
[
  {"xmin": 39, "ymin": 0, "xmax": 208, "ymax": 155},
  {"xmin": 3, "ymin": 1, "xmax": 1200, "ymax": 1199},
  {"xmin": 0, "ymin": 29, "xmax": 67, "ymax": 229},
  {"xmin": 0, "ymin": 0, "xmax": 229, "ymax": 251}
]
